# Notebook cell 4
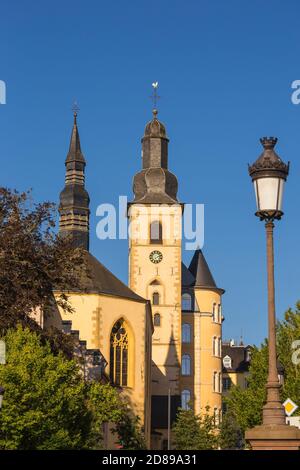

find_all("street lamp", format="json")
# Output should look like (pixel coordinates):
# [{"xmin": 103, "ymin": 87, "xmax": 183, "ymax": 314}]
[
  {"xmin": 249, "ymin": 137, "xmax": 288, "ymax": 426},
  {"xmin": 246, "ymin": 137, "xmax": 300, "ymax": 449},
  {"xmin": 0, "ymin": 386, "xmax": 4, "ymax": 410}
]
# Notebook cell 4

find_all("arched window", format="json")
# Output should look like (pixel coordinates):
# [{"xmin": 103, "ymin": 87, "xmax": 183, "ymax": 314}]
[
  {"xmin": 182, "ymin": 293, "xmax": 192, "ymax": 311},
  {"xmin": 154, "ymin": 313, "xmax": 161, "ymax": 327},
  {"xmin": 218, "ymin": 337, "xmax": 222, "ymax": 357},
  {"xmin": 182, "ymin": 323, "xmax": 191, "ymax": 343},
  {"xmin": 110, "ymin": 319, "xmax": 128, "ymax": 387},
  {"xmin": 219, "ymin": 372, "xmax": 222, "ymax": 393},
  {"xmin": 152, "ymin": 292, "xmax": 160, "ymax": 305},
  {"xmin": 181, "ymin": 390, "xmax": 191, "ymax": 410},
  {"xmin": 150, "ymin": 220, "xmax": 162, "ymax": 244},
  {"xmin": 182, "ymin": 354, "xmax": 191, "ymax": 376}
]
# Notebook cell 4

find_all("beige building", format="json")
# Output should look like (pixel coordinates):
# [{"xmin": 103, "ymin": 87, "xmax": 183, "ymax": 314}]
[{"xmin": 44, "ymin": 107, "xmax": 225, "ymax": 449}]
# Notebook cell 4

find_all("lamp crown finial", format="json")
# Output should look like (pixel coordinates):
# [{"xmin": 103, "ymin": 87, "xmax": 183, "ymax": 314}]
[{"xmin": 260, "ymin": 136, "xmax": 278, "ymax": 150}]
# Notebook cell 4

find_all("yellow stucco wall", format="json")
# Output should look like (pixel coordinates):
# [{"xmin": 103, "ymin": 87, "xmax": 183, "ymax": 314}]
[
  {"xmin": 189, "ymin": 289, "xmax": 222, "ymax": 418},
  {"xmin": 128, "ymin": 204, "xmax": 182, "ymax": 399},
  {"xmin": 46, "ymin": 292, "xmax": 153, "ymax": 448}
]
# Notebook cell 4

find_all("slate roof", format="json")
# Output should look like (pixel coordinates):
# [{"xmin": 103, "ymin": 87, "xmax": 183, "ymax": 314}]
[
  {"xmin": 187, "ymin": 249, "xmax": 224, "ymax": 293},
  {"xmin": 59, "ymin": 251, "xmax": 147, "ymax": 302}
]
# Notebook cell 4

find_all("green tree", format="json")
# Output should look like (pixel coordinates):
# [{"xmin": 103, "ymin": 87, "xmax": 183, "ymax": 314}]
[
  {"xmin": 226, "ymin": 302, "xmax": 300, "ymax": 432},
  {"xmin": 113, "ymin": 411, "xmax": 146, "ymax": 450},
  {"xmin": 225, "ymin": 345, "xmax": 268, "ymax": 432},
  {"xmin": 0, "ymin": 326, "xmax": 90, "ymax": 449},
  {"xmin": 85, "ymin": 382, "xmax": 125, "ymax": 449},
  {"xmin": 173, "ymin": 408, "xmax": 218, "ymax": 450},
  {"xmin": 219, "ymin": 409, "xmax": 244, "ymax": 449}
]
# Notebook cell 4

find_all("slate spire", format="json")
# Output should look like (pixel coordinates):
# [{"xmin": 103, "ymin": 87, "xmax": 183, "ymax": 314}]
[
  {"xmin": 188, "ymin": 249, "xmax": 224, "ymax": 292},
  {"xmin": 59, "ymin": 110, "xmax": 90, "ymax": 250}
]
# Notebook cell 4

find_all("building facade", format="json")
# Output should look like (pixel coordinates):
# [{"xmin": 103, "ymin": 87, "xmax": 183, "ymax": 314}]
[{"xmin": 44, "ymin": 107, "xmax": 224, "ymax": 449}]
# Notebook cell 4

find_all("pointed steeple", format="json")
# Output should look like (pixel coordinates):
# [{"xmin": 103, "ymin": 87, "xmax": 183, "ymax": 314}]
[
  {"xmin": 188, "ymin": 249, "xmax": 224, "ymax": 292},
  {"xmin": 65, "ymin": 111, "xmax": 85, "ymax": 166},
  {"xmin": 59, "ymin": 110, "xmax": 90, "ymax": 250}
]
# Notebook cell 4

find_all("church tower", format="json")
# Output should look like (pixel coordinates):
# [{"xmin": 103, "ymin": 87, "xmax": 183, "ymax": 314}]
[
  {"xmin": 128, "ymin": 107, "xmax": 183, "ymax": 441},
  {"xmin": 59, "ymin": 111, "xmax": 90, "ymax": 249}
]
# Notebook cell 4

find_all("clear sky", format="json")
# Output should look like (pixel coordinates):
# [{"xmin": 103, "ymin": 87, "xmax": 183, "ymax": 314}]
[{"xmin": 1, "ymin": 0, "xmax": 300, "ymax": 346}]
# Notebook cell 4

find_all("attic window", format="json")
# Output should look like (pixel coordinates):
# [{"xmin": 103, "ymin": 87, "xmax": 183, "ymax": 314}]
[{"xmin": 223, "ymin": 355, "xmax": 232, "ymax": 369}]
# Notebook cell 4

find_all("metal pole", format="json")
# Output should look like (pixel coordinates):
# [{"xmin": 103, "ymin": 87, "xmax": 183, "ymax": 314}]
[
  {"xmin": 263, "ymin": 221, "xmax": 285, "ymax": 425},
  {"xmin": 167, "ymin": 387, "xmax": 171, "ymax": 450}
]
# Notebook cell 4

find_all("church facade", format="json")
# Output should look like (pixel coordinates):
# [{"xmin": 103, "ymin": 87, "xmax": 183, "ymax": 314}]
[{"xmin": 45, "ymin": 107, "xmax": 224, "ymax": 449}]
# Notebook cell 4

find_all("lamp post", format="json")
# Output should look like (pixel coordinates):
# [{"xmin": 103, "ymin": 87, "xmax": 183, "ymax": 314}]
[{"xmin": 245, "ymin": 137, "xmax": 300, "ymax": 450}]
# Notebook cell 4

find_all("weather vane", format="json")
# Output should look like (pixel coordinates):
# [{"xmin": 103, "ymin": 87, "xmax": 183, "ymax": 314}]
[
  {"xmin": 150, "ymin": 82, "xmax": 160, "ymax": 111},
  {"xmin": 72, "ymin": 100, "xmax": 80, "ymax": 116}
]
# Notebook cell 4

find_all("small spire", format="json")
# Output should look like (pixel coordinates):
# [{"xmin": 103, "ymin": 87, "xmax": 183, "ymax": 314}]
[
  {"xmin": 72, "ymin": 101, "xmax": 80, "ymax": 124},
  {"xmin": 150, "ymin": 82, "xmax": 160, "ymax": 115},
  {"xmin": 66, "ymin": 103, "xmax": 85, "ymax": 163}
]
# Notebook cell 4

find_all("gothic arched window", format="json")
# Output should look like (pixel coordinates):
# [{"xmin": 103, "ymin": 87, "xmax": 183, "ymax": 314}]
[
  {"xmin": 110, "ymin": 319, "xmax": 128, "ymax": 387},
  {"xmin": 154, "ymin": 313, "xmax": 161, "ymax": 326},
  {"xmin": 181, "ymin": 293, "xmax": 192, "ymax": 311},
  {"xmin": 150, "ymin": 220, "xmax": 162, "ymax": 244},
  {"xmin": 152, "ymin": 292, "xmax": 160, "ymax": 305},
  {"xmin": 181, "ymin": 389, "xmax": 191, "ymax": 410},
  {"xmin": 182, "ymin": 354, "xmax": 191, "ymax": 376},
  {"xmin": 182, "ymin": 323, "xmax": 191, "ymax": 343}
]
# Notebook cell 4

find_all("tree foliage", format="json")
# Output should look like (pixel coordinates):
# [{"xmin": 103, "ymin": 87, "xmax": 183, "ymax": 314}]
[
  {"xmin": 219, "ymin": 409, "xmax": 244, "ymax": 449},
  {"xmin": 0, "ymin": 327, "xmax": 146, "ymax": 450},
  {"xmin": 0, "ymin": 326, "xmax": 90, "ymax": 449},
  {"xmin": 226, "ymin": 303, "xmax": 300, "ymax": 432},
  {"xmin": 0, "ymin": 188, "xmax": 88, "ymax": 356},
  {"xmin": 173, "ymin": 408, "xmax": 218, "ymax": 450},
  {"xmin": 0, "ymin": 188, "xmax": 86, "ymax": 329}
]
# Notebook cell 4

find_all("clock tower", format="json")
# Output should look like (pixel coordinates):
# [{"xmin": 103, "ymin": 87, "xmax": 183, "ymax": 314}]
[{"xmin": 128, "ymin": 108, "xmax": 183, "ymax": 439}]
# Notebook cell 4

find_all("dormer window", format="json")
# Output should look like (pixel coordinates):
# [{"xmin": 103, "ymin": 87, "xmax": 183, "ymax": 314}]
[{"xmin": 223, "ymin": 355, "xmax": 232, "ymax": 369}]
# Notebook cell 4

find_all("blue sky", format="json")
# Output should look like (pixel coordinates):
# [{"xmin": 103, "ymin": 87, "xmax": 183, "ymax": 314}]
[{"xmin": 1, "ymin": 0, "xmax": 300, "ymax": 346}]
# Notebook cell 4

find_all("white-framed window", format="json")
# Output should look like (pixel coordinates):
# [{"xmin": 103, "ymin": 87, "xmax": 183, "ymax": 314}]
[
  {"xmin": 181, "ymin": 389, "xmax": 191, "ymax": 410},
  {"xmin": 182, "ymin": 323, "xmax": 191, "ymax": 343},
  {"xmin": 218, "ymin": 337, "xmax": 222, "ymax": 357},
  {"xmin": 182, "ymin": 354, "xmax": 191, "ymax": 376},
  {"xmin": 213, "ymin": 371, "xmax": 221, "ymax": 393},
  {"xmin": 223, "ymin": 355, "xmax": 232, "ymax": 369},
  {"xmin": 182, "ymin": 293, "xmax": 192, "ymax": 311},
  {"xmin": 212, "ymin": 303, "xmax": 217, "ymax": 322},
  {"xmin": 218, "ymin": 304, "xmax": 222, "ymax": 323}
]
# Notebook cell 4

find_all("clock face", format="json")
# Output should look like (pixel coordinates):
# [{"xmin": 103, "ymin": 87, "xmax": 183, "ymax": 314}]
[{"xmin": 149, "ymin": 250, "xmax": 163, "ymax": 264}]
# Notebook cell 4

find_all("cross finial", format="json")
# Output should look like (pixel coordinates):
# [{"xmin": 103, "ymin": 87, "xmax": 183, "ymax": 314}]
[
  {"xmin": 150, "ymin": 82, "xmax": 160, "ymax": 116},
  {"xmin": 72, "ymin": 100, "xmax": 80, "ymax": 123}
]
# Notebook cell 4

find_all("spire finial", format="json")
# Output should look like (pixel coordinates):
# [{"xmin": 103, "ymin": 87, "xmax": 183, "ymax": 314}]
[
  {"xmin": 150, "ymin": 82, "xmax": 160, "ymax": 116},
  {"xmin": 72, "ymin": 100, "xmax": 80, "ymax": 124}
]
